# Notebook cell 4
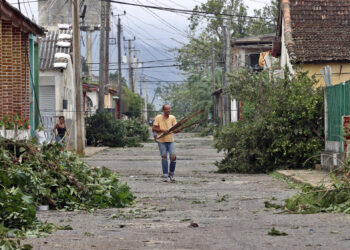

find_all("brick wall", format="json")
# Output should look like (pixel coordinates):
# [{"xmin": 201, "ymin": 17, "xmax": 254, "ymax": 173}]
[
  {"xmin": 0, "ymin": 19, "xmax": 2, "ymax": 119},
  {"xmin": 0, "ymin": 19, "xmax": 30, "ymax": 120}
]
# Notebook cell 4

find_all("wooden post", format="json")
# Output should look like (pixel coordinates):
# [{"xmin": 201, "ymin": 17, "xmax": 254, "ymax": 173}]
[
  {"xmin": 117, "ymin": 16, "xmax": 122, "ymax": 119},
  {"xmin": 105, "ymin": 0, "xmax": 111, "ymax": 96},
  {"xmin": 211, "ymin": 44, "xmax": 216, "ymax": 122},
  {"xmin": 73, "ymin": 0, "xmax": 85, "ymax": 154},
  {"xmin": 98, "ymin": 0, "xmax": 106, "ymax": 112}
]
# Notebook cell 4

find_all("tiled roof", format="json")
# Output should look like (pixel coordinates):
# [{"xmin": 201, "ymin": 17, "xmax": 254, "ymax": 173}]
[
  {"xmin": 280, "ymin": 0, "xmax": 350, "ymax": 63},
  {"xmin": 39, "ymin": 30, "xmax": 72, "ymax": 70}
]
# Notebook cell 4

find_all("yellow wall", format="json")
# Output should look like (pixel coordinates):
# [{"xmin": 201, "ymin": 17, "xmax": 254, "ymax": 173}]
[
  {"xmin": 104, "ymin": 95, "xmax": 113, "ymax": 109},
  {"xmin": 301, "ymin": 63, "xmax": 350, "ymax": 87}
]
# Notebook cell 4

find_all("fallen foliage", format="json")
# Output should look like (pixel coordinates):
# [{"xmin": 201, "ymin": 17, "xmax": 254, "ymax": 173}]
[{"xmin": 0, "ymin": 138, "xmax": 134, "ymax": 247}]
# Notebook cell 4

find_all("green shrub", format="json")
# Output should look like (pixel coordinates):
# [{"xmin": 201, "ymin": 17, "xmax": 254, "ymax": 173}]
[
  {"xmin": 214, "ymin": 68, "xmax": 324, "ymax": 173},
  {"xmin": 124, "ymin": 119, "xmax": 150, "ymax": 142},
  {"xmin": 86, "ymin": 112, "xmax": 126, "ymax": 147},
  {"xmin": 86, "ymin": 113, "xmax": 150, "ymax": 147}
]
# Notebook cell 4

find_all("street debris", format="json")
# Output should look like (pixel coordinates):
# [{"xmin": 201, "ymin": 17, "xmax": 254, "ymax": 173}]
[
  {"xmin": 268, "ymin": 227, "xmax": 288, "ymax": 236},
  {"xmin": 189, "ymin": 221, "xmax": 199, "ymax": 228}
]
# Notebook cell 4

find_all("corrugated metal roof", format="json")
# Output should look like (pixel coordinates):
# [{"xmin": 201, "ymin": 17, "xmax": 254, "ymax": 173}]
[{"xmin": 39, "ymin": 30, "xmax": 72, "ymax": 71}]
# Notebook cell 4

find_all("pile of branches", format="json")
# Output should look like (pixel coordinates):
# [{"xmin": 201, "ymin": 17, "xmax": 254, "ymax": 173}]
[
  {"xmin": 284, "ymin": 169, "xmax": 350, "ymax": 214},
  {"xmin": 0, "ymin": 138, "xmax": 134, "ymax": 237}
]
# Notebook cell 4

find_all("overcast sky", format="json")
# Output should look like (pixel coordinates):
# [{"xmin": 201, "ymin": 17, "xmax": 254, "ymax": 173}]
[{"xmin": 7, "ymin": 0, "xmax": 271, "ymax": 108}]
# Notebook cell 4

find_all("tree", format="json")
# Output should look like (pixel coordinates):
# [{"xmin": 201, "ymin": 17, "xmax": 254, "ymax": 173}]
[
  {"xmin": 214, "ymin": 68, "xmax": 324, "ymax": 173},
  {"xmin": 170, "ymin": 1, "xmax": 278, "ymax": 125},
  {"xmin": 121, "ymin": 86, "xmax": 143, "ymax": 119},
  {"xmin": 247, "ymin": 0, "xmax": 279, "ymax": 35},
  {"xmin": 159, "ymin": 68, "xmax": 222, "ymax": 124}
]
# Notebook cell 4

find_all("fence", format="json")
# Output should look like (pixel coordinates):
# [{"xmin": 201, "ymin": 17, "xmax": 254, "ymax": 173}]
[
  {"xmin": 0, "ymin": 127, "xmax": 30, "ymax": 140},
  {"xmin": 326, "ymin": 80, "xmax": 350, "ymax": 152}
]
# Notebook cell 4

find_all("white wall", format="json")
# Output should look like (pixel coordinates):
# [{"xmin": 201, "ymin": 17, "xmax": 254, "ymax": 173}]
[
  {"xmin": 280, "ymin": 18, "xmax": 294, "ymax": 74},
  {"xmin": 39, "ymin": 57, "xmax": 77, "ymax": 151},
  {"xmin": 86, "ymin": 91, "xmax": 98, "ymax": 115}
]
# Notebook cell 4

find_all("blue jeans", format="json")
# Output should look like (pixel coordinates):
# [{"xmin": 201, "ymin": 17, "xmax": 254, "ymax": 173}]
[
  {"xmin": 157, "ymin": 142, "xmax": 176, "ymax": 177},
  {"xmin": 56, "ymin": 136, "xmax": 65, "ymax": 146}
]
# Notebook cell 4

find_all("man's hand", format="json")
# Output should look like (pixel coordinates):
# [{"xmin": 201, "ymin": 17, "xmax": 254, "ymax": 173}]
[{"xmin": 161, "ymin": 129, "xmax": 168, "ymax": 134}]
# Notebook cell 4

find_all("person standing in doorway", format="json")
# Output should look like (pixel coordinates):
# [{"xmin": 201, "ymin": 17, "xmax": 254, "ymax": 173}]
[
  {"xmin": 53, "ymin": 116, "xmax": 68, "ymax": 147},
  {"xmin": 152, "ymin": 104, "xmax": 182, "ymax": 182}
]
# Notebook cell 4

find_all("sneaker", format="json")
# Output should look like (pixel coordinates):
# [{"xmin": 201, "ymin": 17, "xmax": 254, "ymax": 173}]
[
  {"xmin": 169, "ymin": 174, "xmax": 175, "ymax": 183},
  {"xmin": 161, "ymin": 176, "xmax": 168, "ymax": 182}
]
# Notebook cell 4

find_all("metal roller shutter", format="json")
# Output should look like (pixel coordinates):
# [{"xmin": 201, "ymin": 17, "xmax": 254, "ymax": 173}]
[{"xmin": 39, "ymin": 86, "xmax": 56, "ymax": 142}]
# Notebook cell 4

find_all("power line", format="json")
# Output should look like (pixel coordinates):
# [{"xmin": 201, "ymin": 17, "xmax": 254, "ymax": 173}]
[
  {"xmin": 133, "ymin": 0, "xmax": 187, "ymax": 36},
  {"xmin": 102, "ymin": 0, "xmax": 274, "ymax": 20}
]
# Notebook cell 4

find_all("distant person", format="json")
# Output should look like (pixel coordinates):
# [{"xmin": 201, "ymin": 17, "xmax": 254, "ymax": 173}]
[
  {"xmin": 149, "ymin": 116, "xmax": 158, "ymax": 141},
  {"xmin": 149, "ymin": 116, "xmax": 155, "ymax": 127},
  {"xmin": 152, "ymin": 104, "xmax": 182, "ymax": 182},
  {"xmin": 53, "ymin": 116, "xmax": 68, "ymax": 147}
]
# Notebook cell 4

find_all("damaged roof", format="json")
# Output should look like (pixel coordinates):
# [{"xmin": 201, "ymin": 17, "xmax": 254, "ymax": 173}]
[
  {"xmin": 232, "ymin": 33, "xmax": 274, "ymax": 50},
  {"xmin": 39, "ymin": 30, "xmax": 72, "ymax": 71},
  {"xmin": 278, "ymin": 0, "xmax": 350, "ymax": 63}
]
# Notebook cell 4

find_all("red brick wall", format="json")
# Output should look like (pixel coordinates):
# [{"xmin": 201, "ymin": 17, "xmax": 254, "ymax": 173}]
[
  {"xmin": 0, "ymin": 19, "xmax": 30, "ymax": 120},
  {"xmin": 0, "ymin": 19, "xmax": 2, "ymax": 119}
]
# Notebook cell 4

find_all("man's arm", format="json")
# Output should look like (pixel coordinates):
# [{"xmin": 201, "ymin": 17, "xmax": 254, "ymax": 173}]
[{"xmin": 152, "ymin": 124, "xmax": 167, "ymax": 134}]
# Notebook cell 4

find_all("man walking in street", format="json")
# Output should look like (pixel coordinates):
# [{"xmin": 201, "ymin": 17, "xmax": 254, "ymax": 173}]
[{"xmin": 152, "ymin": 104, "xmax": 182, "ymax": 182}]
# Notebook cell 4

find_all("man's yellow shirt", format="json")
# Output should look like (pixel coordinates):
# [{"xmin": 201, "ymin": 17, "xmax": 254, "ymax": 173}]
[{"xmin": 154, "ymin": 114, "xmax": 177, "ymax": 142}]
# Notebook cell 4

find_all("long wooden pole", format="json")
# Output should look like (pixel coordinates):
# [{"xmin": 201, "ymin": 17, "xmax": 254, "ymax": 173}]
[
  {"xmin": 73, "ymin": 0, "xmax": 84, "ymax": 154},
  {"xmin": 98, "ymin": 0, "xmax": 106, "ymax": 112},
  {"xmin": 117, "ymin": 16, "xmax": 122, "ymax": 119},
  {"xmin": 211, "ymin": 44, "xmax": 216, "ymax": 122}
]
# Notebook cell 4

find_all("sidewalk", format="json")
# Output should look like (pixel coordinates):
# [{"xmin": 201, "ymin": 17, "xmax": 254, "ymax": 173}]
[
  {"xmin": 276, "ymin": 169, "xmax": 333, "ymax": 188},
  {"xmin": 84, "ymin": 146, "xmax": 108, "ymax": 157}
]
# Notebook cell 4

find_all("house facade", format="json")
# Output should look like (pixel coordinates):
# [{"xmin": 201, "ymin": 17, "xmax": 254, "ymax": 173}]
[
  {"xmin": 231, "ymin": 34, "xmax": 274, "ymax": 121},
  {"xmin": 39, "ymin": 28, "xmax": 78, "ymax": 150},
  {"xmin": 274, "ymin": 0, "xmax": 350, "ymax": 86},
  {"xmin": 83, "ymin": 81, "xmax": 119, "ymax": 118},
  {"xmin": 0, "ymin": 0, "xmax": 44, "ymax": 139}
]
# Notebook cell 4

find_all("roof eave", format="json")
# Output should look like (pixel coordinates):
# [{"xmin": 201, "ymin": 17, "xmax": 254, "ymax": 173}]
[{"xmin": 0, "ymin": 0, "xmax": 45, "ymax": 36}]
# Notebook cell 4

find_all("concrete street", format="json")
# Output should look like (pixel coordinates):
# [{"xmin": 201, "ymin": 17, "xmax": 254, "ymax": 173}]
[{"xmin": 26, "ymin": 134, "xmax": 350, "ymax": 249}]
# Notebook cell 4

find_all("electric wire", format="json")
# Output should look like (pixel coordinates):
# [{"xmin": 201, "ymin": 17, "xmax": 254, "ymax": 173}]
[
  {"xmin": 102, "ymin": 0, "xmax": 275, "ymax": 20},
  {"xmin": 133, "ymin": 0, "xmax": 187, "ymax": 36}
]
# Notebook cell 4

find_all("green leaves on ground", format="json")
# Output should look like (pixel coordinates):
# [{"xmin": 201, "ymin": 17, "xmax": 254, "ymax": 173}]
[
  {"xmin": 214, "ymin": 68, "xmax": 324, "ymax": 173},
  {"xmin": 284, "ymin": 179, "xmax": 350, "ymax": 214},
  {"xmin": 86, "ymin": 112, "xmax": 150, "ymax": 147},
  {"xmin": 0, "ymin": 139, "xmax": 134, "ymax": 243},
  {"xmin": 268, "ymin": 227, "xmax": 288, "ymax": 236}
]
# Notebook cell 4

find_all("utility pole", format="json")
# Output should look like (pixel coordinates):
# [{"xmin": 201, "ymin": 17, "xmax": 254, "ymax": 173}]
[
  {"xmin": 73, "ymin": 0, "xmax": 84, "ymax": 154},
  {"xmin": 211, "ymin": 44, "xmax": 216, "ymax": 122},
  {"xmin": 86, "ymin": 29, "xmax": 92, "ymax": 78},
  {"xmin": 104, "ymin": 0, "xmax": 111, "ymax": 97},
  {"xmin": 133, "ymin": 50, "xmax": 140, "ymax": 94},
  {"xmin": 128, "ymin": 40, "xmax": 133, "ymax": 92},
  {"xmin": 117, "ymin": 15, "xmax": 123, "ymax": 119},
  {"xmin": 143, "ymin": 76, "xmax": 148, "ymax": 122},
  {"xmin": 124, "ymin": 37, "xmax": 135, "ymax": 92},
  {"xmin": 225, "ymin": 7, "xmax": 233, "ymax": 124},
  {"xmin": 222, "ymin": 25, "xmax": 228, "ymax": 126},
  {"xmin": 98, "ymin": 0, "xmax": 106, "ymax": 112}
]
